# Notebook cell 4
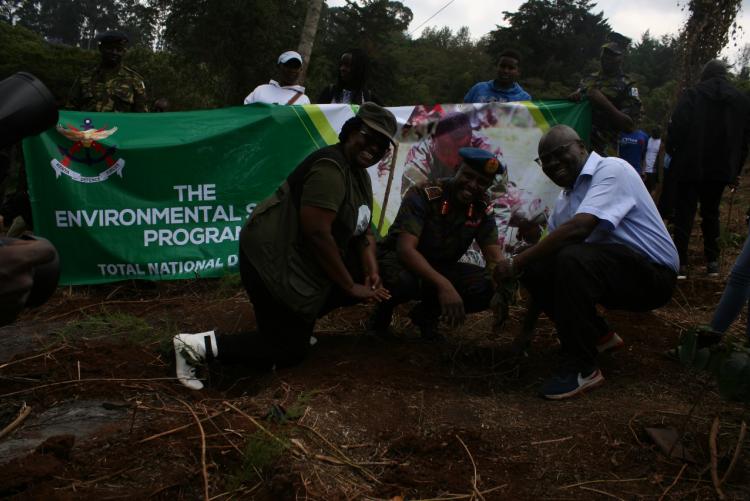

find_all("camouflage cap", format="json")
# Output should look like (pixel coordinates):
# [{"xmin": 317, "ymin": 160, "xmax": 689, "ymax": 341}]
[
  {"xmin": 601, "ymin": 32, "xmax": 631, "ymax": 55},
  {"xmin": 459, "ymin": 147, "xmax": 504, "ymax": 176},
  {"xmin": 357, "ymin": 102, "xmax": 398, "ymax": 145},
  {"xmin": 96, "ymin": 31, "xmax": 129, "ymax": 45}
]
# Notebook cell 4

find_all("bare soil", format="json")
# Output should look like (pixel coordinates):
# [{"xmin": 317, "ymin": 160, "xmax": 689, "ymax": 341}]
[{"xmin": 1, "ymin": 189, "xmax": 749, "ymax": 500}]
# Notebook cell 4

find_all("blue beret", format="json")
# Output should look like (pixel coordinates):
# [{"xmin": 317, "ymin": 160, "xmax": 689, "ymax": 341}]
[{"xmin": 458, "ymin": 147, "xmax": 504, "ymax": 176}]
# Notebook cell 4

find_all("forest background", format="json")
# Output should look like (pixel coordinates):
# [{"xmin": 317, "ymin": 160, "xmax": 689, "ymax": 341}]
[{"xmin": 1, "ymin": 0, "xmax": 750, "ymax": 133}]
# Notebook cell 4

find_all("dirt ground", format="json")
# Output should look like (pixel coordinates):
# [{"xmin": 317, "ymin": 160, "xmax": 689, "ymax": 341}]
[{"xmin": 2, "ymin": 191, "xmax": 750, "ymax": 500}]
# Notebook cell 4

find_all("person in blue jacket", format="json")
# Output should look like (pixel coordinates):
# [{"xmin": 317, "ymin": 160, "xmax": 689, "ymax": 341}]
[
  {"xmin": 617, "ymin": 128, "xmax": 649, "ymax": 174},
  {"xmin": 463, "ymin": 50, "xmax": 531, "ymax": 104}
]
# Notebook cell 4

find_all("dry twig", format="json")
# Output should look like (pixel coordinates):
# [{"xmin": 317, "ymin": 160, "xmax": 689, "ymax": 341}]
[
  {"xmin": 0, "ymin": 345, "xmax": 69, "ymax": 370},
  {"xmin": 658, "ymin": 463, "xmax": 687, "ymax": 501},
  {"xmin": 720, "ymin": 420, "xmax": 747, "ymax": 485},
  {"xmin": 199, "ymin": 404, "xmax": 244, "ymax": 457},
  {"xmin": 628, "ymin": 412, "xmax": 643, "ymax": 446},
  {"xmin": 0, "ymin": 403, "xmax": 31, "ymax": 440},
  {"xmin": 59, "ymin": 465, "xmax": 144, "ymax": 489},
  {"xmin": 177, "ymin": 398, "xmax": 209, "ymax": 501},
  {"xmin": 207, "ymin": 481, "xmax": 262, "ymax": 500},
  {"xmin": 455, "ymin": 434, "xmax": 484, "ymax": 501},
  {"xmin": 531, "ymin": 436, "xmax": 573, "ymax": 445},
  {"xmin": 297, "ymin": 423, "xmax": 380, "ymax": 484},
  {"xmin": 578, "ymin": 486, "xmax": 625, "ymax": 500},
  {"xmin": 0, "ymin": 377, "xmax": 178, "ymax": 398},
  {"xmin": 560, "ymin": 477, "xmax": 647, "ymax": 489},
  {"xmin": 224, "ymin": 401, "xmax": 289, "ymax": 448},
  {"xmin": 709, "ymin": 416, "xmax": 725, "ymax": 500},
  {"xmin": 404, "ymin": 486, "xmax": 506, "ymax": 501}
]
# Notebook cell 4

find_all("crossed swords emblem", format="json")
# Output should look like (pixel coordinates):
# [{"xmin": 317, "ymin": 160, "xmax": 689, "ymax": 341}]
[
  {"xmin": 56, "ymin": 118, "xmax": 119, "ymax": 167},
  {"xmin": 52, "ymin": 118, "xmax": 125, "ymax": 183}
]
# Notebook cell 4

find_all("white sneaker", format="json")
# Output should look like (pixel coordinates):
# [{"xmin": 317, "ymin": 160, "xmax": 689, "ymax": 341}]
[{"xmin": 173, "ymin": 331, "xmax": 217, "ymax": 390}]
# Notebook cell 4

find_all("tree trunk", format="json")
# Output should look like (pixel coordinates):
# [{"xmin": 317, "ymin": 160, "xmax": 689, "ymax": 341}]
[{"xmin": 297, "ymin": 0, "xmax": 324, "ymax": 85}]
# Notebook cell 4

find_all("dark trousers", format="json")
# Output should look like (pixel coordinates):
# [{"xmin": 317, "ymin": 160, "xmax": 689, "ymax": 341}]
[
  {"xmin": 657, "ymin": 167, "xmax": 677, "ymax": 220},
  {"xmin": 673, "ymin": 181, "xmax": 726, "ymax": 264},
  {"xmin": 217, "ymin": 251, "xmax": 357, "ymax": 370},
  {"xmin": 521, "ymin": 243, "xmax": 676, "ymax": 368},
  {"xmin": 379, "ymin": 262, "xmax": 495, "ymax": 327}
]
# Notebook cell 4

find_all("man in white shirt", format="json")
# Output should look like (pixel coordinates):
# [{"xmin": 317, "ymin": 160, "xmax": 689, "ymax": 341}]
[
  {"xmin": 243, "ymin": 51, "xmax": 311, "ymax": 105},
  {"xmin": 495, "ymin": 125, "xmax": 678, "ymax": 400}
]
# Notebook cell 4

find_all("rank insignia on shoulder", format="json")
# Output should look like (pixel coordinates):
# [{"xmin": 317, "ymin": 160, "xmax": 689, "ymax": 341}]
[{"xmin": 424, "ymin": 185, "xmax": 443, "ymax": 200}]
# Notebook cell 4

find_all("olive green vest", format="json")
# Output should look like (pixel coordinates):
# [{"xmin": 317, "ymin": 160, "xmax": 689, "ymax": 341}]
[{"xmin": 240, "ymin": 145, "xmax": 372, "ymax": 320}]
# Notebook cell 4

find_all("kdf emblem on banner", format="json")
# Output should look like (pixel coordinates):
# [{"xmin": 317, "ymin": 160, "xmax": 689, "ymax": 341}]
[{"xmin": 51, "ymin": 118, "xmax": 125, "ymax": 183}]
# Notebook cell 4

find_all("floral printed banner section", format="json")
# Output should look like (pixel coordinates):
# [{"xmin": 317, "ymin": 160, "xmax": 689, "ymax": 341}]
[
  {"xmin": 24, "ymin": 101, "xmax": 589, "ymax": 285},
  {"xmin": 369, "ymin": 101, "xmax": 591, "ymax": 259}
]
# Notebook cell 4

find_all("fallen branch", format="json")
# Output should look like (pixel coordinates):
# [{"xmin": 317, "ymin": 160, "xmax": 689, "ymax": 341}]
[
  {"xmin": 59, "ymin": 465, "xmax": 144, "ymax": 489},
  {"xmin": 0, "ymin": 403, "xmax": 31, "ymax": 440},
  {"xmin": 41, "ymin": 297, "xmax": 184, "ymax": 322},
  {"xmin": 709, "ymin": 416, "xmax": 725, "ymax": 500},
  {"xmin": 297, "ymin": 423, "xmax": 380, "ymax": 484},
  {"xmin": 720, "ymin": 420, "xmax": 747, "ymax": 485},
  {"xmin": 314, "ymin": 453, "xmax": 345, "ymax": 465},
  {"xmin": 531, "ymin": 435, "xmax": 573, "ymax": 445},
  {"xmin": 408, "ymin": 486, "xmax": 506, "ymax": 501},
  {"xmin": 224, "ymin": 401, "xmax": 289, "ymax": 449},
  {"xmin": 0, "ymin": 377, "xmax": 178, "ymax": 398},
  {"xmin": 138, "ymin": 408, "xmax": 229, "ymax": 443},
  {"xmin": 579, "ymin": 486, "xmax": 625, "ymax": 500},
  {"xmin": 455, "ymin": 434, "xmax": 484, "ymax": 501},
  {"xmin": 658, "ymin": 463, "xmax": 687, "ymax": 501},
  {"xmin": 207, "ymin": 481, "xmax": 262, "ymax": 501},
  {"xmin": 199, "ymin": 405, "xmax": 244, "ymax": 457},
  {"xmin": 0, "ymin": 345, "xmax": 69, "ymax": 370},
  {"xmin": 560, "ymin": 477, "xmax": 648, "ymax": 489},
  {"xmin": 177, "ymin": 398, "xmax": 209, "ymax": 501}
]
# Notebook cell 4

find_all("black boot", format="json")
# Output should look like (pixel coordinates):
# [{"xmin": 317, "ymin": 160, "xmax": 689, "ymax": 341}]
[
  {"xmin": 408, "ymin": 303, "xmax": 441, "ymax": 340},
  {"xmin": 367, "ymin": 302, "xmax": 395, "ymax": 337}
]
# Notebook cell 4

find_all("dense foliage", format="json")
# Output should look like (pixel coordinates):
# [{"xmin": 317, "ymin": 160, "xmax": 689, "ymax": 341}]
[{"xmin": 0, "ymin": 0, "xmax": 747, "ymax": 131}]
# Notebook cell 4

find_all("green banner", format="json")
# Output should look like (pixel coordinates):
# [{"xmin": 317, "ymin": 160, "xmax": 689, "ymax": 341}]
[{"xmin": 23, "ymin": 101, "xmax": 590, "ymax": 285}]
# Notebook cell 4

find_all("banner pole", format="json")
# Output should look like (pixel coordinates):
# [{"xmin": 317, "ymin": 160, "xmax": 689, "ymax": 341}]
[{"xmin": 376, "ymin": 143, "xmax": 399, "ymax": 235}]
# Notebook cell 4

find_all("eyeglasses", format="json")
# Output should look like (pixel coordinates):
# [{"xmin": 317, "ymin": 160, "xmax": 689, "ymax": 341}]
[
  {"xmin": 534, "ymin": 141, "xmax": 577, "ymax": 167},
  {"xmin": 358, "ymin": 127, "xmax": 390, "ymax": 151}
]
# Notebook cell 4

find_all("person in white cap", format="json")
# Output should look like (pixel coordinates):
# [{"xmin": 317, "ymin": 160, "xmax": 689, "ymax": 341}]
[{"xmin": 243, "ymin": 50, "xmax": 310, "ymax": 105}]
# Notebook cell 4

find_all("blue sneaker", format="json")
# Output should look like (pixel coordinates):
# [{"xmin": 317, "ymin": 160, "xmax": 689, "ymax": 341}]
[{"xmin": 541, "ymin": 368, "xmax": 605, "ymax": 400}]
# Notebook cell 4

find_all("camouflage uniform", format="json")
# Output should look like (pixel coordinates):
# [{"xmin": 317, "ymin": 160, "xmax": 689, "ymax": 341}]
[
  {"xmin": 67, "ymin": 65, "xmax": 147, "ymax": 112},
  {"xmin": 579, "ymin": 72, "xmax": 641, "ymax": 156},
  {"xmin": 375, "ymin": 178, "xmax": 498, "ymax": 334}
]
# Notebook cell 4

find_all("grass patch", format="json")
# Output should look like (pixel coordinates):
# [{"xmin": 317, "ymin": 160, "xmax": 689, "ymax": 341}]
[
  {"xmin": 719, "ymin": 229, "xmax": 744, "ymax": 251},
  {"xmin": 212, "ymin": 273, "xmax": 244, "ymax": 298},
  {"xmin": 285, "ymin": 390, "xmax": 322, "ymax": 422},
  {"xmin": 55, "ymin": 312, "xmax": 156, "ymax": 345},
  {"xmin": 228, "ymin": 430, "xmax": 289, "ymax": 490}
]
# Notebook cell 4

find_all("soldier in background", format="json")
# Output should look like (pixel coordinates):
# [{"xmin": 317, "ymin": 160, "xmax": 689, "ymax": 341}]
[
  {"xmin": 570, "ymin": 32, "xmax": 641, "ymax": 156},
  {"xmin": 66, "ymin": 31, "xmax": 147, "ymax": 113}
]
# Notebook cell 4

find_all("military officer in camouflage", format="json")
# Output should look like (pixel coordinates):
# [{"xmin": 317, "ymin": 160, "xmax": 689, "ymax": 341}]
[
  {"xmin": 571, "ymin": 32, "xmax": 641, "ymax": 155},
  {"xmin": 66, "ymin": 31, "xmax": 147, "ymax": 113},
  {"xmin": 371, "ymin": 148, "xmax": 508, "ymax": 338}
]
